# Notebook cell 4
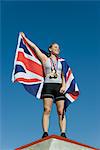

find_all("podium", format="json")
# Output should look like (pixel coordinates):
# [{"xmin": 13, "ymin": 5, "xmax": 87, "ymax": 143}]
[{"xmin": 15, "ymin": 134, "xmax": 97, "ymax": 150}]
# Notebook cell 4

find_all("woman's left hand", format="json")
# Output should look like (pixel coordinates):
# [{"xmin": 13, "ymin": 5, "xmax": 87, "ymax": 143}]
[{"xmin": 60, "ymin": 85, "xmax": 66, "ymax": 94}]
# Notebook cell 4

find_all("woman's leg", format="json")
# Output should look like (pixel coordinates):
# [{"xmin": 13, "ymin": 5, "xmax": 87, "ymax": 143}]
[
  {"xmin": 56, "ymin": 100, "xmax": 66, "ymax": 133},
  {"xmin": 42, "ymin": 97, "xmax": 53, "ymax": 132}
]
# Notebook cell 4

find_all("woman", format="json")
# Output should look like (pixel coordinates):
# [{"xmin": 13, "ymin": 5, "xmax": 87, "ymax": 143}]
[{"xmin": 21, "ymin": 32, "xmax": 67, "ymax": 138}]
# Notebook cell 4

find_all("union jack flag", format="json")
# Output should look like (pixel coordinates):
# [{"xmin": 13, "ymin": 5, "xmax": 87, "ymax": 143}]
[{"xmin": 12, "ymin": 33, "xmax": 80, "ymax": 112}]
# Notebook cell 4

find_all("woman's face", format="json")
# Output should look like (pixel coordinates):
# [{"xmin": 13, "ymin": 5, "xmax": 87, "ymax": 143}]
[{"xmin": 49, "ymin": 43, "xmax": 60, "ymax": 55}]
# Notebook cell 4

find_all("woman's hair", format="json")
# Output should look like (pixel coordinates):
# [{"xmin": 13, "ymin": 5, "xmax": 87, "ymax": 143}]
[{"xmin": 48, "ymin": 42, "xmax": 57, "ymax": 51}]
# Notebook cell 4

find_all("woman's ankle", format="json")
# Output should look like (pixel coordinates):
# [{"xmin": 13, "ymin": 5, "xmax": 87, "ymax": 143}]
[
  {"xmin": 44, "ymin": 131, "xmax": 48, "ymax": 133},
  {"xmin": 42, "ymin": 131, "xmax": 48, "ymax": 138}
]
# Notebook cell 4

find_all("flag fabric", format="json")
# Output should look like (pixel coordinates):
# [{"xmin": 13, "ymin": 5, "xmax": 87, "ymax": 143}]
[{"xmin": 12, "ymin": 33, "xmax": 80, "ymax": 113}]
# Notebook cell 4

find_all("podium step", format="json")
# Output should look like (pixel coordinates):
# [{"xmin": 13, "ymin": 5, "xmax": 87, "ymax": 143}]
[{"xmin": 15, "ymin": 134, "xmax": 97, "ymax": 150}]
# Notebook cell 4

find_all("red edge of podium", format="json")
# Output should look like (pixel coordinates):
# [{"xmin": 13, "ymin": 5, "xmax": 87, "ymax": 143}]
[{"xmin": 15, "ymin": 134, "xmax": 99, "ymax": 150}]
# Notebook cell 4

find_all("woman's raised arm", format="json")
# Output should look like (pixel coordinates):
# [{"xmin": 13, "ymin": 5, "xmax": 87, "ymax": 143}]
[{"xmin": 20, "ymin": 32, "xmax": 48, "ymax": 63}]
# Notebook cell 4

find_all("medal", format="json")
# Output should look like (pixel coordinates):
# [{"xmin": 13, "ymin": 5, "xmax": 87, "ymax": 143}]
[{"xmin": 49, "ymin": 57, "xmax": 58, "ymax": 79}]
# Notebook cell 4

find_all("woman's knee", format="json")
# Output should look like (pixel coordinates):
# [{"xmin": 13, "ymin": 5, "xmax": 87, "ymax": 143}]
[
  {"xmin": 57, "ymin": 108, "xmax": 64, "ymax": 116},
  {"xmin": 44, "ymin": 107, "xmax": 51, "ymax": 115}
]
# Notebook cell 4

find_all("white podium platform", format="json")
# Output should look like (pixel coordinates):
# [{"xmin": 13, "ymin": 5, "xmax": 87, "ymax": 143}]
[{"xmin": 15, "ymin": 134, "xmax": 97, "ymax": 150}]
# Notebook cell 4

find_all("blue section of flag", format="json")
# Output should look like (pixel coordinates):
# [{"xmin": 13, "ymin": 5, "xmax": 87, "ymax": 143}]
[
  {"xmin": 64, "ymin": 98, "xmax": 71, "ymax": 111},
  {"xmin": 14, "ymin": 65, "xmax": 26, "ymax": 74},
  {"xmin": 23, "ymin": 84, "xmax": 41, "ymax": 97},
  {"xmin": 61, "ymin": 60, "xmax": 69, "ymax": 77},
  {"xmin": 19, "ymin": 39, "xmax": 32, "ymax": 56},
  {"xmin": 40, "ymin": 49, "xmax": 49, "ymax": 56}
]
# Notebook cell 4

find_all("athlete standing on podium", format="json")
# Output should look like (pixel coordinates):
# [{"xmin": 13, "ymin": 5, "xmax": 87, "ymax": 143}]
[{"xmin": 21, "ymin": 32, "xmax": 67, "ymax": 138}]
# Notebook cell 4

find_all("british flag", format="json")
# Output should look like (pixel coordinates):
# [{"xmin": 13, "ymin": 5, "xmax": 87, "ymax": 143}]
[{"xmin": 12, "ymin": 33, "xmax": 80, "ymax": 112}]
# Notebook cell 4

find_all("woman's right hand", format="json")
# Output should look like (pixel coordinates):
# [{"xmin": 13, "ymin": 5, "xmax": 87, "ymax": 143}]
[{"xmin": 20, "ymin": 32, "xmax": 25, "ymax": 38}]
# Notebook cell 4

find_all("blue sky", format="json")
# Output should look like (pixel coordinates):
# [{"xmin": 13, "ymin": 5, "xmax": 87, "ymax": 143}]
[{"xmin": 1, "ymin": 1, "xmax": 100, "ymax": 150}]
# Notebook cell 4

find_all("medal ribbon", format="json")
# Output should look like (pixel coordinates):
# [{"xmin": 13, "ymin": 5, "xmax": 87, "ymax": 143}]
[{"xmin": 50, "ymin": 57, "xmax": 58, "ymax": 72}]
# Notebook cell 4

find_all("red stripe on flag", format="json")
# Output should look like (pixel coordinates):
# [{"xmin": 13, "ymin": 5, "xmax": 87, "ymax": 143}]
[
  {"xmin": 69, "ymin": 92, "xmax": 79, "ymax": 100},
  {"xmin": 66, "ymin": 69, "xmax": 72, "ymax": 81},
  {"xmin": 15, "ymin": 78, "xmax": 41, "ymax": 83},
  {"xmin": 17, "ymin": 51, "xmax": 44, "ymax": 77}
]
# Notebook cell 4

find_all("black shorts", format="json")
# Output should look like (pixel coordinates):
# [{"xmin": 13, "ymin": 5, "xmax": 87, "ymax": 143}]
[{"xmin": 41, "ymin": 83, "xmax": 66, "ymax": 101}]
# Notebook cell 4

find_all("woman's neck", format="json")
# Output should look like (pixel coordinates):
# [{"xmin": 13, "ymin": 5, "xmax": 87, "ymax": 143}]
[{"xmin": 50, "ymin": 53, "xmax": 57, "ymax": 61}]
